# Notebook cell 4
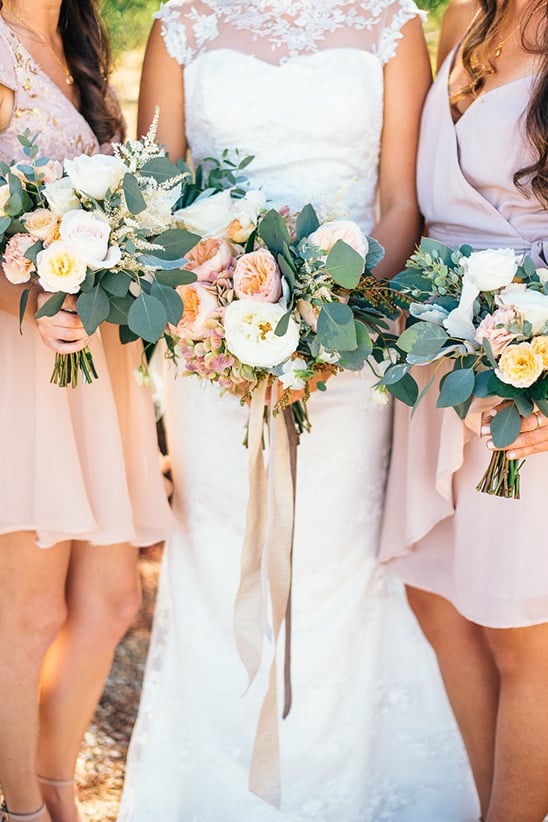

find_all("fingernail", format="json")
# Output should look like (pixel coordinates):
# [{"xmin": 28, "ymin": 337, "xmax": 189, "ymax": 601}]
[
  {"xmin": 507, "ymin": 451, "xmax": 516, "ymax": 459},
  {"xmin": 486, "ymin": 440, "xmax": 494, "ymax": 450},
  {"xmin": 481, "ymin": 425, "xmax": 490, "ymax": 435}
]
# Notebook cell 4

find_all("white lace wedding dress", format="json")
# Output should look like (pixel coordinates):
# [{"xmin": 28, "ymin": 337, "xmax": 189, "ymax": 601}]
[{"xmin": 119, "ymin": 2, "xmax": 479, "ymax": 820}]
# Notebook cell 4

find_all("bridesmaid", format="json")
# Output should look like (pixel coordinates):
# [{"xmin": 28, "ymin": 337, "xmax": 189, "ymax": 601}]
[
  {"xmin": 380, "ymin": 1, "xmax": 548, "ymax": 821},
  {"xmin": 0, "ymin": 1, "xmax": 173, "ymax": 821}
]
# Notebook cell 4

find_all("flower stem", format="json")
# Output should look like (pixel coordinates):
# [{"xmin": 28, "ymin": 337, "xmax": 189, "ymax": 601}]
[
  {"xmin": 476, "ymin": 450, "xmax": 524, "ymax": 499},
  {"xmin": 50, "ymin": 347, "xmax": 98, "ymax": 388}
]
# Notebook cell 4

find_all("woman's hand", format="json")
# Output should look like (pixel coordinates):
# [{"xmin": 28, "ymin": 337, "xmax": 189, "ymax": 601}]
[
  {"xmin": 35, "ymin": 293, "xmax": 91, "ymax": 354},
  {"xmin": 482, "ymin": 408, "xmax": 548, "ymax": 459}
]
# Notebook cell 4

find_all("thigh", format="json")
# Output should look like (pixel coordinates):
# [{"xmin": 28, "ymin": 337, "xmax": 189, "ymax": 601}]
[{"xmin": 0, "ymin": 531, "xmax": 71, "ymax": 611}]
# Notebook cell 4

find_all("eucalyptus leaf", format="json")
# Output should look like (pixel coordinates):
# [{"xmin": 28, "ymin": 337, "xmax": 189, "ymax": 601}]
[
  {"xmin": 317, "ymin": 302, "xmax": 357, "ymax": 352},
  {"xmin": 474, "ymin": 369, "xmax": 493, "ymax": 398},
  {"xmin": 364, "ymin": 236, "xmax": 384, "ymax": 271},
  {"xmin": 514, "ymin": 394, "xmax": 535, "ymax": 418},
  {"xmin": 155, "ymin": 269, "xmax": 197, "ymax": 287},
  {"xmin": 119, "ymin": 324, "xmax": 139, "ymax": 345},
  {"xmin": 123, "ymin": 173, "xmax": 147, "ymax": 215},
  {"xmin": 535, "ymin": 398, "xmax": 548, "ymax": 417},
  {"xmin": 141, "ymin": 156, "xmax": 182, "ymax": 182},
  {"xmin": 325, "ymin": 240, "xmax": 364, "ymax": 289},
  {"xmin": 397, "ymin": 322, "xmax": 448, "ymax": 357},
  {"xmin": 23, "ymin": 239, "xmax": 42, "ymax": 264},
  {"xmin": 277, "ymin": 253, "xmax": 295, "ymax": 295},
  {"xmin": 258, "ymin": 209, "xmax": 290, "ymax": 256},
  {"xmin": 295, "ymin": 203, "xmax": 320, "ymax": 242},
  {"xmin": 380, "ymin": 362, "xmax": 410, "ymax": 386},
  {"xmin": 481, "ymin": 335, "xmax": 497, "ymax": 368},
  {"xmin": 490, "ymin": 403, "xmax": 522, "ymax": 448},
  {"xmin": 150, "ymin": 281, "xmax": 183, "ymax": 326},
  {"xmin": 18, "ymin": 287, "xmax": 30, "ymax": 332},
  {"xmin": 0, "ymin": 215, "xmax": 11, "ymax": 237},
  {"xmin": 35, "ymin": 291, "xmax": 66, "ymax": 319},
  {"xmin": 107, "ymin": 295, "xmax": 134, "ymax": 325},
  {"xmin": 388, "ymin": 373, "xmax": 419, "ymax": 407},
  {"xmin": 153, "ymin": 228, "xmax": 201, "ymax": 260},
  {"xmin": 419, "ymin": 237, "xmax": 453, "ymax": 264},
  {"xmin": 100, "ymin": 270, "xmax": 131, "ymax": 297},
  {"xmin": 77, "ymin": 285, "xmax": 111, "ymax": 335},
  {"xmin": 437, "ymin": 367, "xmax": 475, "ymax": 408},
  {"xmin": 338, "ymin": 321, "xmax": 373, "ymax": 370},
  {"xmin": 128, "ymin": 292, "xmax": 168, "ymax": 342},
  {"xmin": 274, "ymin": 311, "xmax": 291, "ymax": 337}
]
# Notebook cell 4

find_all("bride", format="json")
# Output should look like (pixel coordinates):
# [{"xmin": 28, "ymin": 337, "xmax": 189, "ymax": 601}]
[{"xmin": 119, "ymin": 1, "xmax": 479, "ymax": 819}]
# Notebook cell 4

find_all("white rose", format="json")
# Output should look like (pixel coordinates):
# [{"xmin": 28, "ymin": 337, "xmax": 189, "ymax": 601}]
[
  {"xmin": 224, "ymin": 300, "xmax": 300, "ymax": 368},
  {"xmin": 536, "ymin": 267, "xmax": 548, "ymax": 285},
  {"xmin": 442, "ymin": 278, "xmax": 479, "ymax": 342},
  {"xmin": 497, "ymin": 285, "xmax": 548, "ymax": 334},
  {"xmin": 36, "ymin": 240, "xmax": 87, "ymax": 294},
  {"xmin": 60, "ymin": 210, "xmax": 122, "ymax": 271},
  {"xmin": 64, "ymin": 154, "xmax": 127, "ymax": 200},
  {"xmin": 279, "ymin": 357, "xmax": 308, "ymax": 390},
  {"xmin": 409, "ymin": 302, "xmax": 450, "ymax": 325},
  {"xmin": 174, "ymin": 189, "xmax": 235, "ymax": 237},
  {"xmin": 462, "ymin": 248, "xmax": 518, "ymax": 292},
  {"xmin": 307, "ymin": 220, "xmax": 368, "ymax": 259},
  {"xmin": 227, "ymin": 190, "xmax": 266, "ymax": 242},
  {"xmin": 44, "ymin": 177, "xmax": 82, "ymax": 216}
]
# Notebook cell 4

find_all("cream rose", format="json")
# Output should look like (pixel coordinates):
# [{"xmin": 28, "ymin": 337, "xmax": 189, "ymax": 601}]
[
  {"xmin": 531, "ymin": 335, "xmax": 548, "ymax": 369},
  {"xmin": 44, "ymin": 177, "xmax": 82, "ymax": 216},
  {"xmin": 495, "ymin": 342, "xmax": 544, "ymax": 388},
  {"xmin": 175, "ymin": 189, "xmax": 235, "ymax": 237},
  {"xmin": 183, "ymin": 238, "xmax": 233, "ymax": 282},
  {"xmin": 60, "ymin": 210, "xmax": 122, "ymax": 270},
  {"xmin": 36, "ymin": 240, "xmax": 87, "ymax": 293},
  {"xmin": 307, "ymin": 220, "xmax": 368, "ymax": 259},
  {"xmin": 226, "ymin": 190, "xmax": 266, "ymax": 242},
  {"xmin": 0, "ymin": 183, "xmax": 10, "ymax": 215},
  {"xmin": 175, "ymin": 283, "xmax": 220, "ymax": 340},
  {"xmin": 22, "ymin": 208, "xmax": 59, "ymax": 243},
  {"xmin": 497, "ymin": 285, "xmax": 548, "ymax": 334},
  {"xmin": 64, "ymin": 154, "xmax": 127, "ymax": 200},
  {"xmin": 224, "ymin": 300, "xmax": 299, "ymax": 368},
  {"xmin": 2, "ymin": 233, "xmax": 36, "ymax": 284},
  {"xmin": 233, "ymin": 248, "xmax": 281, "ymax": 302},
  {"xmin": 462, "ymin": 248, "xmax": 518, "ymax": 292}
]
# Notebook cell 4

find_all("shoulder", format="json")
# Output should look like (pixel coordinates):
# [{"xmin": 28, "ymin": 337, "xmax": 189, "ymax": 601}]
[
  {"xmin": 437, "ymin": 0, "xmax": 477, "ymax": 69},
  {"xmin": 154, "ymin": 0, "xmax": 219, "ymax": 65},
  {"xmin": 373, "ymin": 0, "xmax": 427, "ymax": 65}
]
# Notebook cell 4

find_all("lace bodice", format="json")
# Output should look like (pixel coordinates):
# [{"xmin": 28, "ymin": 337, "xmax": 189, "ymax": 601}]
[
  {"xmin": 156, "ymin": 0, "xmax": 424, "ymax": 65},
  {"xmin": 157, "ymin": 0, "xmax": 423, "ymax": 232}
]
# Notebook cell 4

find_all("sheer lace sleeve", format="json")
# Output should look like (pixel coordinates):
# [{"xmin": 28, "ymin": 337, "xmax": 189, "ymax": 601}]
[{"xmin": 156, "ymin": 0, "xmax": 425, "ymax": 67}]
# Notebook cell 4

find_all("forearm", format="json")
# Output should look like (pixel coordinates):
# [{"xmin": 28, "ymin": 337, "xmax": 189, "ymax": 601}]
[
  {"xmin": 370, "ymin": 202, "xmax": 423, "ymax": 280},
  {"xmin": 0, "ymin": 271, "xmax": 38, "ymax": 322}
]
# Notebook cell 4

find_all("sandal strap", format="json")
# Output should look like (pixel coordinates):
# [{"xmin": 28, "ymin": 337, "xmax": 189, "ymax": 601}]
[
  {"xmin": 37, "ymin": 775, "xmax": 73, "ymax": 789},
  {"xmin": 0, "ymin": 801, "xmax": 46, "ymax": 821}
]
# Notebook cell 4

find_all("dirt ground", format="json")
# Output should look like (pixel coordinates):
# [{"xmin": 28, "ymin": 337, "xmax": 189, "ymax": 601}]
[{"xmin": 76, "ymin": 544, "xmax": 162, "ymax": 822}]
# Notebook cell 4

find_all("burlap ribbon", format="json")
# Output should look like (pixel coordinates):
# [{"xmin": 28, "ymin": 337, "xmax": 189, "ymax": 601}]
[{"xmin": 233, "ymin": 381, "xmax": 298, "ymax": 808}]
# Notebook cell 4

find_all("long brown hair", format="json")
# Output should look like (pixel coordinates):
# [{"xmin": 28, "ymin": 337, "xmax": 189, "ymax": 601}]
[
  {"xmin": 457, "ymin": 0, "xmax": 548, "ymax": 205},
  {"xmin": 1, "ymin": 0, "xmax": 125, "ymax": 144}
]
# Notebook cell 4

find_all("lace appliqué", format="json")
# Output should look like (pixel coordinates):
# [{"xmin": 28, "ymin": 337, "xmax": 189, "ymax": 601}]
[{"xmin": 156, "ymin": 0, "xmax": 424, "ymax": 65}]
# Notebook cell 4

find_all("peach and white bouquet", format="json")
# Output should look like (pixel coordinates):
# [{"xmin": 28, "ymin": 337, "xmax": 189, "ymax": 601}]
[
  {"xmin": 383, "ymin": 238, "xmax": 548, "ymax": 497},
  {"xmin": 0, "ymin": 116, "xmax": 199, "ymax": 386},
  {"xmin": 168, "ymin": 193, "xmax": 397, "ymax": 432}
]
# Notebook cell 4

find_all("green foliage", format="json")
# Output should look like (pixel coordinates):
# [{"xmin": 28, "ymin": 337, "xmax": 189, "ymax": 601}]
[{"xmin": 101, "ymin": 0, "xmax": 159, "ymax": 54}]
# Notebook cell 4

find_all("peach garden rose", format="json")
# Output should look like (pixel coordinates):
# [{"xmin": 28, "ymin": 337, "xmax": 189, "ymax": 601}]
[
  {"xmin": 495, "ymin": 341, "xmax": 544, "ymax": 388},
  {"xmin": 233, "ymin": 248, "xmax": 281, "ymax": 302}
]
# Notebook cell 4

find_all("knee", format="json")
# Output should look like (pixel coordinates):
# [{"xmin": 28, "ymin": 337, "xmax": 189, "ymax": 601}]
[{"xmin": 71, "ymin": 577, "xmax": 142, "ymax": 645}]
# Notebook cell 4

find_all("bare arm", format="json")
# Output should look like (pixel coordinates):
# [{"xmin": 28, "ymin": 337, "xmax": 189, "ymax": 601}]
[
  {"xmin": 436, "ymin": 0, "xmax": 478, "ymax": 71},
  {"xmin": 137, "ymin": 19, "xmax": 187, "ymax": 160},
  {"xmin": 371, "ymin": 16, "xmax": 432, "ymax": 280}
]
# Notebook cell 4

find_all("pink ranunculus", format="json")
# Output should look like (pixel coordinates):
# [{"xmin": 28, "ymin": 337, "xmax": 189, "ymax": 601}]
[
  {"xmin": 475, "ymin": 306, "xmax": 523, "ymax": 357},
  {"xmin": 183, "ymin": 238, "xmax": 234, "ymax": 282},
  {"xmin": 233, "ymin": 248, "xmax": 281, "ymax": 303},
  {"xmin": 2, "ymin": 233, "xmax": 37, "ymax": 284},
  {"xmin": 175, "ymin": 283, "xmax": 220, "ymax": 340},
  {"xmin": 307, "ymin": 219, "xmax": 368, "ymax": 259}
]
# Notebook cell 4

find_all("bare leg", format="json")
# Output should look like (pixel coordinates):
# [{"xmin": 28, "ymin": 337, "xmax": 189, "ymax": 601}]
[
  {"xmin": 0, "ymin": 532, "xmax": 69, "ymax": 818},
  {"xmin": 484, "ymin": 623, "xmax": 548, "ymax": 822},
  {"xmin": 406, "ymin": 586, "xmax": 499, "ymax": 817},
  {"xmin": 37, "ymin": 542, "xmax": 140, "ymax": 822}
]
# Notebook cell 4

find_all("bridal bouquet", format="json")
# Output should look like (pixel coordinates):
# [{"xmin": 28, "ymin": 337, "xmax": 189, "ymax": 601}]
[
  {"xmin": 382, "ymin": 238, "xmax": 548, "ymax": 498},
  {"xmin": 168, "ymin": 187, "xmax": 397, "ymax": 431},
  {"xmin": 0, "ymin": 117, "xmax": 199, "ymax": 386}
]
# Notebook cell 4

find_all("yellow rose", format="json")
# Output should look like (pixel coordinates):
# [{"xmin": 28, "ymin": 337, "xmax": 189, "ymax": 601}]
[
  {"xmin": 23, "ymin": 208, "xmax": 60, "ymax": 243},
  {"xmin": 530, "ymin": 336, "xmax": 548, "ymax": 370},
  {"xmin": 495, "ymin": 341, "xmax": 544, "ymax": 388},
  {"xmin": 36, "ymin": 240, "xmax": 87, "ymax": 294}
]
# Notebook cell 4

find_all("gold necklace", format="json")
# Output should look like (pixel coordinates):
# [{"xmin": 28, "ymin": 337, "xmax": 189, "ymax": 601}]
[
  {"xmin": 492, "ymin": 19, "xmax": 522, "ymax": 59},
  {"xmin": 5, "ymin": 4, "xmax": 74, "ymax": 85}
]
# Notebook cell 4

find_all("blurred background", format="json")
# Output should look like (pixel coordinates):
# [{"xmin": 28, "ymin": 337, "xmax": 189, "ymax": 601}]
[{"xmin": 81, "ymin": 2, "xmax": 451, "ymax": 820}]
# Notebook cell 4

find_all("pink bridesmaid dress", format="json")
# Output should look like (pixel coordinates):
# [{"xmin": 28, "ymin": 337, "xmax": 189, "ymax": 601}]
[
  {"xmin": 379, "ymin": 51, "xmax": 548, "ymax": 628},
  {"xmin": 0, "ymin": 18, "xmax": 174, "ymax": 547}
]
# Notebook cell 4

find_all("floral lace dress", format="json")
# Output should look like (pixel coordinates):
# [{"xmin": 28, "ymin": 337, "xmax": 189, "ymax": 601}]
[
  {"xmin": 119, "ymin": 2, "xmax": 479, "ymax": 819},
  {"xmin": 0, "ymin": 17, "xmax": 173, "ymax": 547}
]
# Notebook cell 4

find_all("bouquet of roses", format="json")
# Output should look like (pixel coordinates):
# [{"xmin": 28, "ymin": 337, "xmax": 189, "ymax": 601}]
[
  {"xmin": 167, "ymin": 180, "xmax": 398, "ymax": 432},
  {"xmin": 0, "ymin": 115, "xmax": 199, "ymax": 387},
  {"xmin": 381, "ymin": 238, "xmax": 548, "ymax": 498}
]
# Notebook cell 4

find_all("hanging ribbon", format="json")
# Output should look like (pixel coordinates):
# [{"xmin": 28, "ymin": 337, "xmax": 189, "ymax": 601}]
[{"xmin": 233, "ymin": 381, "xmax": 298, "ymax": 808}]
